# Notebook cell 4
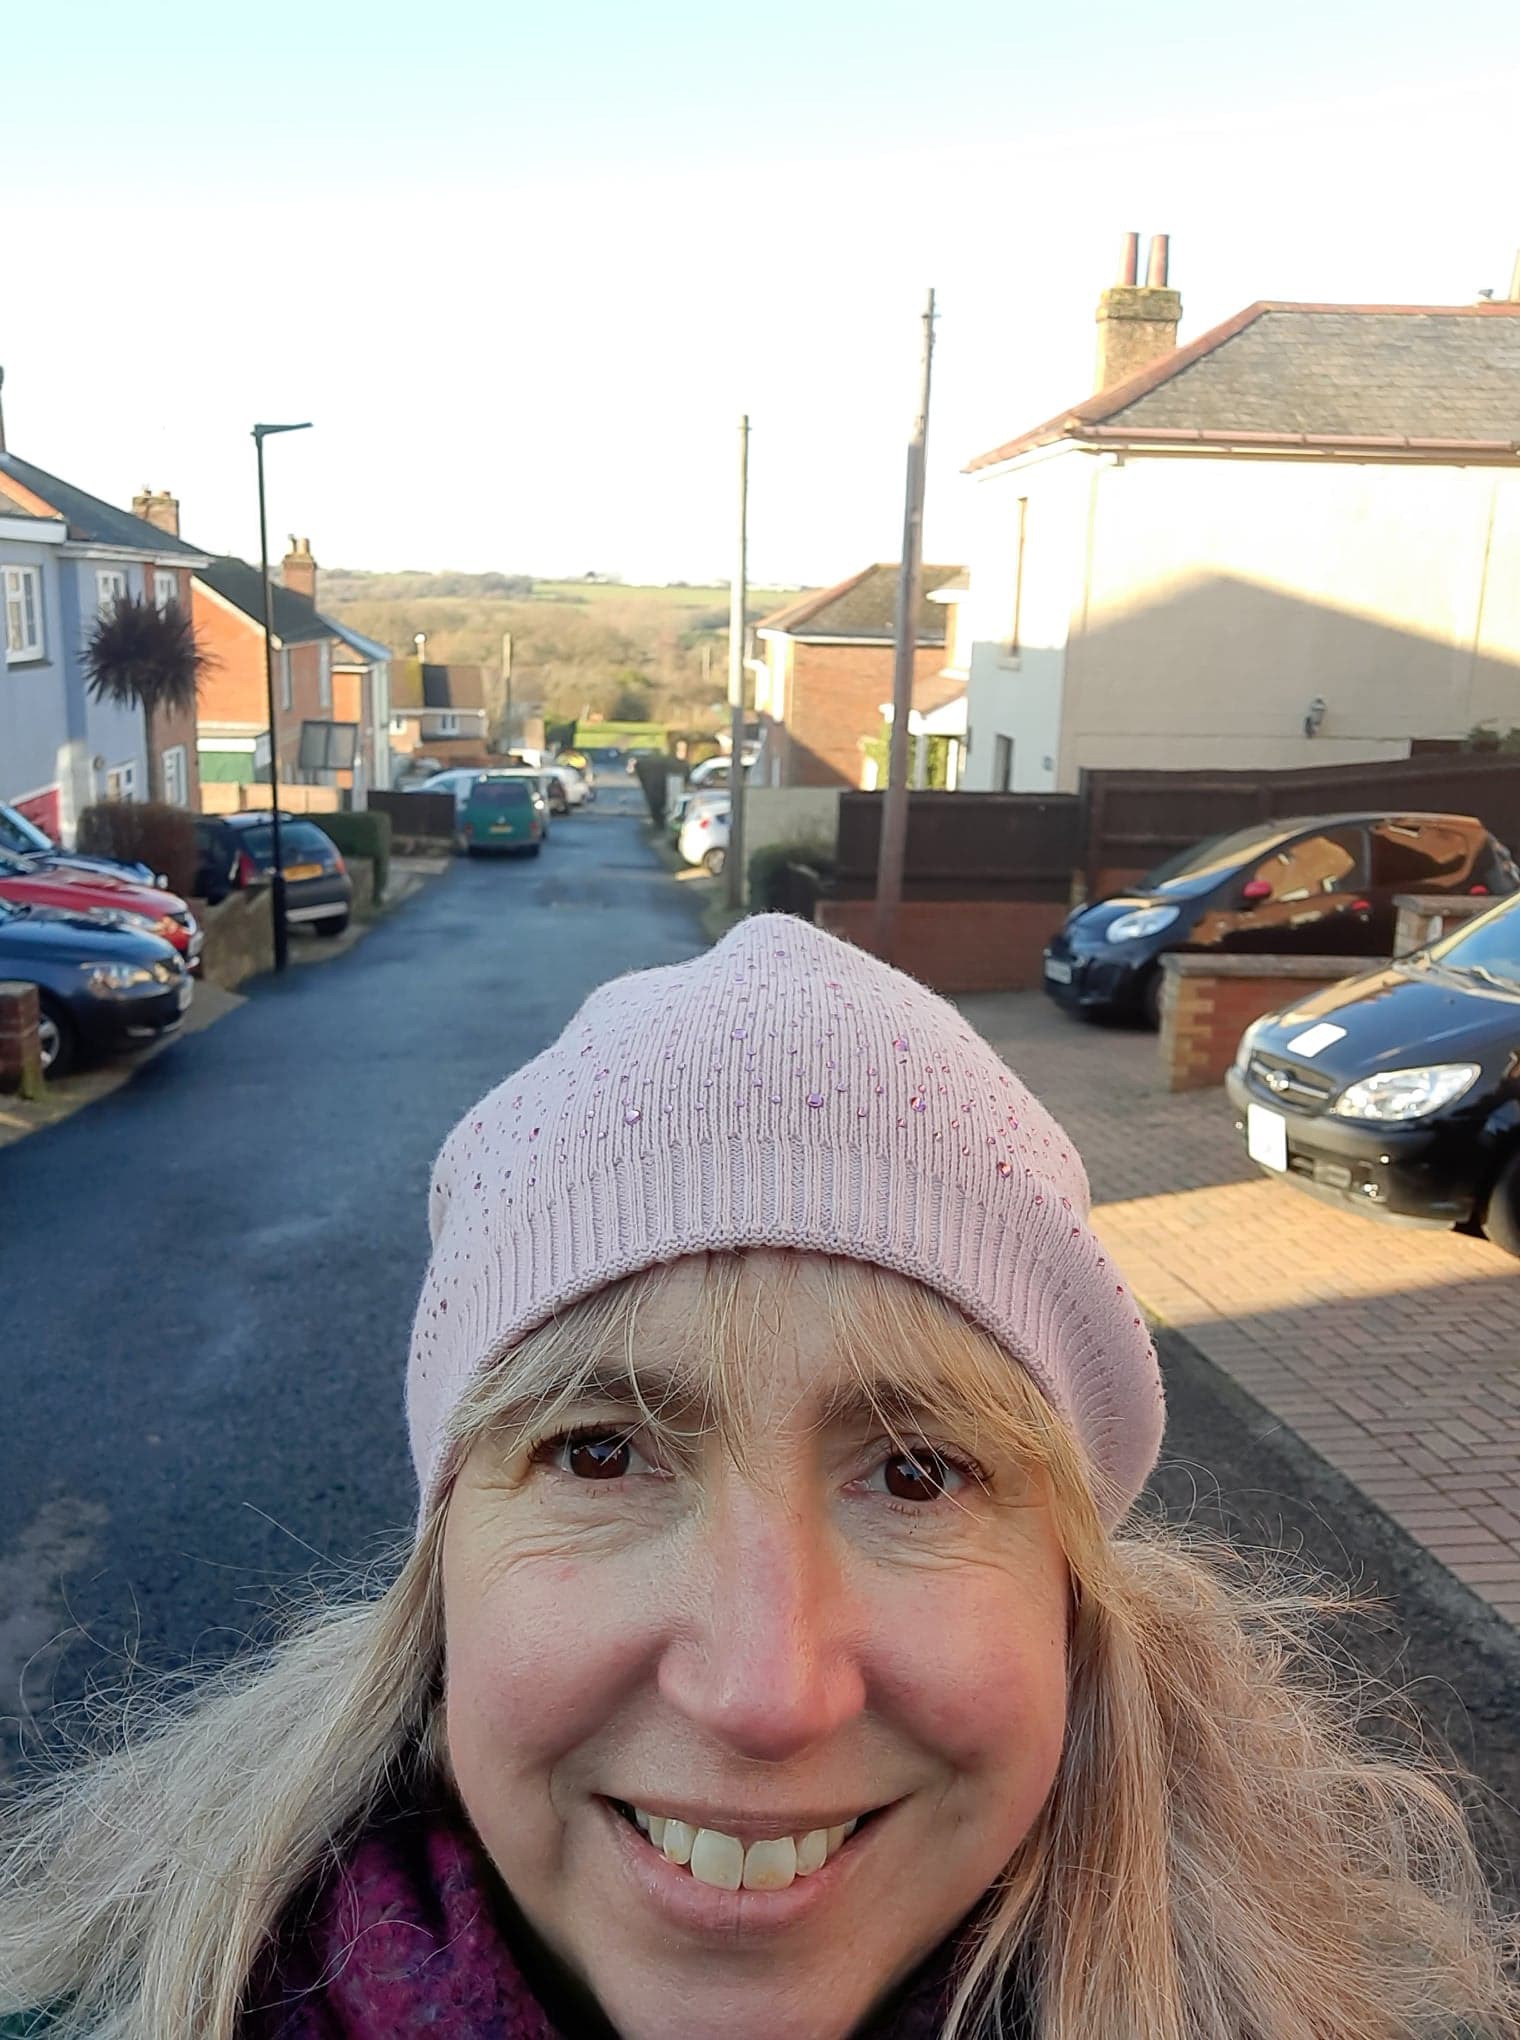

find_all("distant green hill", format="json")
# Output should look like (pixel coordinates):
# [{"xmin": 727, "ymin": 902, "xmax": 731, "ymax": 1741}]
[{"xmin": 320, "ymin": 571, "xmax": 801, "ymax": 728}]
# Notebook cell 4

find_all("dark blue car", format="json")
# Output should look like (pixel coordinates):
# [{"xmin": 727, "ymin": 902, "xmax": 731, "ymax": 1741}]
[
  {"xmin": 1043, "ymin": 812, "xmax": 1517, "ymax": 1028},
  {"xmin": 0, "ymin": 898, "xmax": 190, "ymax": 1078}
]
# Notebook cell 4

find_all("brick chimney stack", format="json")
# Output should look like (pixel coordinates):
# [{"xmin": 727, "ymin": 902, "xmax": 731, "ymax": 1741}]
[
  {"xmin": 282, "ymin": 535, "xmax": 317, "ymax": 601},
  {"xmin": 132, "ymin": 487, "xmax": 180, "ymax": 536},
  {"xmin": 1094, "ymin": 232, "xmax": 1182, "ymax": 392}
]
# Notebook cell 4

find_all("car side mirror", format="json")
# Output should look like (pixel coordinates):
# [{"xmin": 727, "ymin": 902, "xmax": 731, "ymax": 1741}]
[{"xmin": 1242, "ymin": 879, "xmax": 1273, "ymax": 903}]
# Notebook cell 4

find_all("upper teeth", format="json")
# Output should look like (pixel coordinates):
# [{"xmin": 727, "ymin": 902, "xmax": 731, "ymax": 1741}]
[{"xmin": 631, "ymin": 1807, "xmax": 859, "ymax": 1891}]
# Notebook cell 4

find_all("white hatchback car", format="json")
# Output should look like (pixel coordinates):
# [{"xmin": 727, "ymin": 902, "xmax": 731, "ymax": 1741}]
[{"xmin": 677, "ymin": 797, "xmax": 730, "ymax": 875}]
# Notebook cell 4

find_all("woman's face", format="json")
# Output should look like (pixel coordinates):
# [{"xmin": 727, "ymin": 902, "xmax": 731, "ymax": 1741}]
[{"xmin": 442, "ymin": 1257, "xmax": 1070, "ymax": 2040}]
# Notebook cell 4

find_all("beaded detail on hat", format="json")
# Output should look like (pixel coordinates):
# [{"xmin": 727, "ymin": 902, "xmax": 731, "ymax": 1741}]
[{"xmin": 407, "ymin": 915, "xmax": 1163, "ymax": 1526}]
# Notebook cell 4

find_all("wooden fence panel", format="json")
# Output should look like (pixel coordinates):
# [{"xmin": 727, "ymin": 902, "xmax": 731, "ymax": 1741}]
[{"xmin": 834, "ymin": 791, "xmax": 1082, "ymax": 901}]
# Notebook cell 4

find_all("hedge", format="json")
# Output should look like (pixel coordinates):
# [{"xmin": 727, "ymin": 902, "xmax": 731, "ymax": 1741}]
[
  {"xmin": 747, "ymin": 839, "xmax": 835, "ymax": 919},
  {"xmin": 314, "ymin": 808, "xmax": 392, "ymax": 904},
  {"xmin": 76, "ymin": 801, "xmax": 198, "ymax": 898}
]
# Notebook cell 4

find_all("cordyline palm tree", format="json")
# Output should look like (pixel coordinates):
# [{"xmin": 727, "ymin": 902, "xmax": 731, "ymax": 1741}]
[{"xmin": 83, "ymin": 592, "xmax": 215, "ymax": 801}]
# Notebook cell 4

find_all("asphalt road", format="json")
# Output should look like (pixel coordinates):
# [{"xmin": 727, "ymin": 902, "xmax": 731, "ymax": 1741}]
[{"xmin": 2, "ymin": 786, "xmax": 1515, "ymax": 1896}]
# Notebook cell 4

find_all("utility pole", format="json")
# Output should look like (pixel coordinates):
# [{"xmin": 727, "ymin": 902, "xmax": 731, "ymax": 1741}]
[
  {"xmin": 725, "ymin": 415, "xmax": 750, "ymax": 913},
  {"xmin": 501, "ymin": 630, "xmax": 514, "ymax": 750},
  {"xmin": 252, "ymin": 419, "xmax": 312, "ymax": 974},
  {"xmin": 872, "ymin": 290, "xmax": 936, "ymax": 965}
]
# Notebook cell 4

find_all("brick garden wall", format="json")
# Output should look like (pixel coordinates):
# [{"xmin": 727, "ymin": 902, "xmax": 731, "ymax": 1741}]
[
  {"xmin": 1160, "ymin": 955, "xmax": 1364, "ymax": 1092},
  {"xmin": 817, "ymin": 898, "xmax": 1066, "ymax": 994}
]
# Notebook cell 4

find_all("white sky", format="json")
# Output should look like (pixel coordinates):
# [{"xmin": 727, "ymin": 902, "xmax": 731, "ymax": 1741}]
[{"xmin": 6, "ymin": 2, "xmax": 1520, "ymax": 588}]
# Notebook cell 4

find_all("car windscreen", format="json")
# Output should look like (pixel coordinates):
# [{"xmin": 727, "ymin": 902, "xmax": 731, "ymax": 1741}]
[
  {"xmin": 470, "ymin": 779, "xmax": 532, "ymax": 809},
  {"xmin": 0, "ymin": 807, "xmax": 52, "ymax": 854},
  {"xmin": 1137, "ymin": 823, "xmax": 1299, "ymax": 896},
  {"xmin": 237, "ymin": 823, "xmax": 332, "ymax": 862},
  {"xmin": 1425, "ymin": 897, "xmax": 1520, "ymax": 987}
]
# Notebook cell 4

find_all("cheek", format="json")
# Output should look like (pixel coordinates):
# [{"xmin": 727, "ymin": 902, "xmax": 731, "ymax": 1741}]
[
  {"xmin": 863, "ymin": 1559, "xmax": 1069, "ymax": 1793},
  {"xmin": 443, "ymin": 1542, "xmax": 662, "ymax": 1806}
]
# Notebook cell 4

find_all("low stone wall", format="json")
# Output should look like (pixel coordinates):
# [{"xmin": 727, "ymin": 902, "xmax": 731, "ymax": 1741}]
[
  {"xmin": 1393, "ymin": 892, "xmax": 1494, "ymax": 955},
  {"xmin": 0, "ymin": 981, "xmax": 43, "ymax": 1098},
  {"xmin": 195, "ymin": 886, "xmax": 275, "ymax": 991},
  {"xmin": 1160, "ymin": 954, "xmax": 1366, "ymax": 1093},
  {"xmin": 816, "ymin": 898, "xmax": 1066, "ymax": 994}
]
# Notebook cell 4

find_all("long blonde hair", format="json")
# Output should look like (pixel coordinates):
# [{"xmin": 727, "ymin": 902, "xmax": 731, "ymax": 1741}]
[{"xmin": 1, "ymin": 1253, "xmax": 1515, "ymax": 2039}]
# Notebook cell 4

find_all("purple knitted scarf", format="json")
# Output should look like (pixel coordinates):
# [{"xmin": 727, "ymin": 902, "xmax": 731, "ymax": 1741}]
[{"xmin": 242, "ymin": 1801, "xmax": 992, "ymax": 2039}]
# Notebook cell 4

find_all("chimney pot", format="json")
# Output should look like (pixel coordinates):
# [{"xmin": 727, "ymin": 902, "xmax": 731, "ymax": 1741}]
[
  {"xmin": 132, "ymin": 487, "xmax": 181, "ymax": 536},
  {"xmin": 1119, "ymin": 231, "xmax": 1140, "ymax": 285},
  {"xmin": 281, "ymin": 535, "xmax": 318, "ymax": 600},
  {"xmin": 1094, "ymin": 235, "xmax": 1182, "ymax": 393}
]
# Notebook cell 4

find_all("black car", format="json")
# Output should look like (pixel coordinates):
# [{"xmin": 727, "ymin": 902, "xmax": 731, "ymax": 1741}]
[
  {"xmin": 0, "ymin": 898, "xmax": 191, "ymax": 1078},
  {"xmin": 193, "ymin": 813, "xmax": 353, "ymax": 934},
  {"xmin": 1226, "ymin": 891, "xmax": 1520, "ymax": 1251},
  {"xmin": 1043, "ymin": 811, "xmax": 1517, "ymax": 1027}
]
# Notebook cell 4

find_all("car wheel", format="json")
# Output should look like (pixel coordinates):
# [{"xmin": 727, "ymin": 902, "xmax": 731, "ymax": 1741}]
[
  {"xmin": 1140, "ymin": 967, "xmax": 1165, "ymax": 1031},
  {"xmin": 315, "ymin": 913, "xmax": 349, "ymax": 939},
  {"xmin": 1480, "ymin": 1148, "xmax": 1520, "ymax": 1257},
  {"xmin": 703, "ymin": 846, "xmax": 727, "ymax": 876},
  {"xmin": 37, "ymin": 996, "xmax": 75, "ymax": 1080},
  {"xmin": 524, "ymin": 843, "xmax": 542, "ymax": 858}
]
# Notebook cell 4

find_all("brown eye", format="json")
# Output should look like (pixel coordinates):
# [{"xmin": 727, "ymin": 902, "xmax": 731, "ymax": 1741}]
[
  {"xmin": 881, "ymin": 1449, "xmax": 960, "ymax": 1502},
  {"xmin": 564, "ymin": 1432, "xmax": 632, "ymax": 1480}
]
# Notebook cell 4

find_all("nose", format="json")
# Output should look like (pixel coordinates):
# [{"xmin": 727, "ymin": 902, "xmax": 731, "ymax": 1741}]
[{"xmin": 657, "ymin": 1484, "xmax": 866, "ymax": 1762}]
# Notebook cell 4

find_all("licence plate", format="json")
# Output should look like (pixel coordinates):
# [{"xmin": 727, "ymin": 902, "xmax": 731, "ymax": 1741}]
[
  {"xmin": 176, "ymin": 981, "xmax": 193, "ymax": 1012},
  {"xmin": 1246, "ymin": 1103, "xmax": 1288, "ymax": 1172},
  {"xmin": 490, "ymin": 822, "xmax": 517, "ymax": 835},
  {"xmin": 283, "ymin": 862, "xmax": 322, "ymax": 881},
  {"xmin": 1044, "ymin": 957, "xmax": 1074, "ymax": 985}
]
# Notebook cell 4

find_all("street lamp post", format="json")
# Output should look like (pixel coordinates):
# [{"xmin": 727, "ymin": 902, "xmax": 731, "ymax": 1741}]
[{"xmin": 253, "ymin": 420, "xmax": 312, "ymax": 974}]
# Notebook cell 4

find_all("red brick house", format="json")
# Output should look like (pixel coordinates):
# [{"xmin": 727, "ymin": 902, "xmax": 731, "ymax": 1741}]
[
  {"xmin": 752, "ymin": 563, "xmax": 964, "ymax": 788},
  {"xmin": 192, "ymin": 553, "xmax": 336, "ymax": 789}
]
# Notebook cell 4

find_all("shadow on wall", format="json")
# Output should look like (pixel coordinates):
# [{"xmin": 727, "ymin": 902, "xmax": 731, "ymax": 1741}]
[{"xmin": 967, "ymin": 568, "xmax": 1520, "ymax": 788}]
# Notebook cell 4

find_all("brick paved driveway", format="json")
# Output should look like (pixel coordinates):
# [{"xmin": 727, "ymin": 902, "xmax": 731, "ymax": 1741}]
[{"xmin": 962, "ymin": 991, "xmax": 1520, "ymax": 1627}]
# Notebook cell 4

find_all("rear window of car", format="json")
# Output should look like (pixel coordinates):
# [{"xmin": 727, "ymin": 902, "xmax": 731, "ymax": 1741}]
[
  {"xmin": 237, "ymin": 822, "xmax": 332, "ymax": 861},
  {"xmin": 470, "ymin": 778, "xmax": 532, "ymax": 809}
]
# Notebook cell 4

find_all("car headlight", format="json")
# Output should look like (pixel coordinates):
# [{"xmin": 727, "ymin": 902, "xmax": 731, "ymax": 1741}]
[
  {"xmin": 1331, "ymin": 1063, "xmax": 1481, "ymax": 1122},
  {"xmin": 79, "ymin": 961, "xmax": 158, "ymax": 996},
  {"xmin": 1106, "ymin": 904, "xmax": 1180, "ymax": 944},
  {"xmin": 1233, "ymin": 1017, "xmax": 1268, "ymax": 1072}
]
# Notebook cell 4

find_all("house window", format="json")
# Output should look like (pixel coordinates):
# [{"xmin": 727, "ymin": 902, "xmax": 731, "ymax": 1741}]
[
  {"xmin": 1007, "ymin": 496, "xmax": 1028, "ymax": 657},
  {"xmin": 390, "ymin": 715, "xmax": 409, "ymax": 736},
  {"xmin": 153, "ymin": 570, "xmax": 178, "ymax": 613},
  {"xmin": 3, "ymin": 565, "xmax": 44, "ymax": 661},
  {"xmin": 105, "ymin": 761, "xmax": 139, "ymax": 801},
  {"xmin": 162, "ymin": 744, "xmax": 189, "ymax": 807},
  {"xmin": 97, "ymin": 569, "xmax": 128, "ymax": 617},
  {"xmin": 434, "ymin": 712, "xmax": 460, "ymax": 736},
  {"xmin": 280, "ymin": 648, "xmax": 293, "ymax": 712},
  {"xmin": 993, "ymin": 734, "xmax": 1014, "ymax": 791}
]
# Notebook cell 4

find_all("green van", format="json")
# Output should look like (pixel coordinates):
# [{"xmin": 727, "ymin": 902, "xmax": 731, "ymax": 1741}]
[{"xmin": 458, "ymin": 773, "xmax": 544, "ymax": 857}]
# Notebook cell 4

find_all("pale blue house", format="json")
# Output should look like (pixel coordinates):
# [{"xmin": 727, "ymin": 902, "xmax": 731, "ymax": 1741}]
[{"xmin": 0, "ymin": 444, "xmax": 208, "ymax": 842}]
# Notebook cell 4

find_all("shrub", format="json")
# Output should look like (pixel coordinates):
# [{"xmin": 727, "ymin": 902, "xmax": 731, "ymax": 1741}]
[
  {"xmin": 76, "ymin": 801, "xmax": 199, "ymax": 898},
  {"xmin": 747, "ymin": 838, "xmax": 836, "ymax": 919},
  {"xmin": 315, "ymin": 808, "xmax": 392, "ymax": 904}
]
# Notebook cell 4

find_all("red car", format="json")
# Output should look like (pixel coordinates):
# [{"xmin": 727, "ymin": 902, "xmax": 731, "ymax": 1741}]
[{"xmin": 0, "ymin": 847, "xmax": 203, "ymax": 970}]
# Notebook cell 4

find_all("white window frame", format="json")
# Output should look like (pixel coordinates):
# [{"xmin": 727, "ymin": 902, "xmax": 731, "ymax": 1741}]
[
  {"xmin": 153, "ymin": 570, "xmax": 178, "ymax": 613},
  {"xmin": 105, "ymin": 761, "xmax": 139, "ymax": 801},
  {"xmin": 3, "ymin": 565, "xmax": 45, "ymax": 662},
  {"xmin": 389, "ymin": 714, "xmax": 409, "ymax": 736},
  {"xmin": 162, "ymin": 744, "xmax": 189, "ymax": 807},
  {"xmin": 434, "ymin": 711, "xmax": 460, "ymax": 736},
  {"xmin": 96, "ymin": 568, "xmax": 128, "ymax": 617},
  {"xmin": 280, "ymin": 647, "xmax": 293, "ymax": 712}
]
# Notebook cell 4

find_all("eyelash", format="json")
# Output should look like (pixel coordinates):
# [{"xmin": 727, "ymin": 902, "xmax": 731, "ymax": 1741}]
[{"xmin": 529, "ymin": 1425, "xmax": 989, "ymax": 1504}]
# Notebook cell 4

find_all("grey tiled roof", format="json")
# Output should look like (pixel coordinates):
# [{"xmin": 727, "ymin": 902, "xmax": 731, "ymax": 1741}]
[
  {"xmin": 196, "ymin": 556, "xmax": 334, "ymax": 644},
  {"xmin": 0, "ymin": 451, "xmax": 209, "ymax": 555},
  {"xmin": 969, "ymin": 304, "xmax": 1520, "ymax": 468},
  {"xmin": 757, "ymin": 562, "xmax": 963, "ymax": 643}
]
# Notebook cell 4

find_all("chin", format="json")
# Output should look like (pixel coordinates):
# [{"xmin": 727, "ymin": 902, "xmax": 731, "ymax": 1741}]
[{"xmin": 584, "ymin": 1967, "xmax": 897, "ymax": 2040}]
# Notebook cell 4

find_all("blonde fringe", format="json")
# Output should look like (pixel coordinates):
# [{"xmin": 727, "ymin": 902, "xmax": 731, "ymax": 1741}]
[{"xmin": 2, "ymin": 1253, "xmax": 1515, "ymax": 2039}]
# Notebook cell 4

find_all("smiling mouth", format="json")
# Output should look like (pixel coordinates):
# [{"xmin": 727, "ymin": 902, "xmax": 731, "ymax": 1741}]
[{"xmin": 608, "ymin": 1799, "xmax": 876, "ymax": 1892}]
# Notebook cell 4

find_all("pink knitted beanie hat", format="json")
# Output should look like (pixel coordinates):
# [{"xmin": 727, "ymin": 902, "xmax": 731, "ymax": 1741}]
[{"xmin": 408, "ymin": 913, "xmax": 1163, "ymax": 1525}]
